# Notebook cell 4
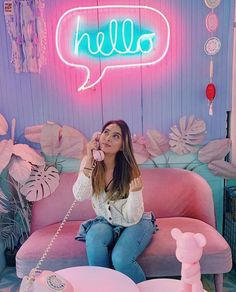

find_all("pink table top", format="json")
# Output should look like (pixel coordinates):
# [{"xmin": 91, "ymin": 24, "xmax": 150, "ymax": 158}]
[
  {"xmin": 56, "ymin": 266, "xmax": 208, "ymax": 292},
  {"xmin": 138, "ymin": 278, "xmax": 207, "ymax": 292},
  {"xmin": 56, "ymin": 266, "xmax": 139, "ymax": 292}
]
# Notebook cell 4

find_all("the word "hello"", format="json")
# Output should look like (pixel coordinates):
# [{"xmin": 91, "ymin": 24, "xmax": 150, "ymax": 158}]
[{"xmin": 73, "ymin": 17, "xmax": 156, "ymax": 57}]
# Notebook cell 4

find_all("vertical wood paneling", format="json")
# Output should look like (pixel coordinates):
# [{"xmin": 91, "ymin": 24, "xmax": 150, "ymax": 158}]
[
  {"xmin": 0, "ymin": 0, "xmax": 234, "ymax": 142},
  {"xmin": 99, "ymin": 0, "xmax": 142, "ymax": 134}
]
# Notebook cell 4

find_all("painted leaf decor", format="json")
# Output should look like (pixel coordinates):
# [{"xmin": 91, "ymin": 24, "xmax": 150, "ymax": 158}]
[
  {"xmin": 208, "ymin": 160, "xmax": 236, "ymax": 179},
  {"xmin": 0, "ymin": 140, "xmax": 14, "ymax": 174},
  {"xmin": 169, "ymin": 116, "xmax": 206, "ymax": 154},
  {"xmin": 0, "ymin": 114, "xmax": 45, "ymax": 182},
  {"xmin": 29, "ymin": 122, "xmax": 88, "ymax": 159},
  {"xmin": 132, "ymin": 134, "xmax": 149, "ymax": 164},
  {"xmin": 57, "ymin": 125, "xmax": 87, "ymax": 159},
  {"xmin": 8, "ymin": 156, "xmax": 32, "ymax": 184},
  {"xmin": 13, "ymin": 144, "xmax": 45, "ymax": 165},
  {"xmin": 0, "ymin": 114, "xmax": 8, "ymax": 135},
  {"xmin": 145, "ymin": 129, "xmax": 169, "ymax": 157},
  {"xmin": 24, "ymin": 124, "xmax": 43, "ymax": 143},
  {"xmin": 198, "ymin": 138, "xmax": 231, "ymax": 163},
  {"xmin": 40, "ymin": 122, "xmax": 62, "ymax": 156},
  {"xmin": 20, "ymin": 165, "xmax": 60, "ymax": 201}
]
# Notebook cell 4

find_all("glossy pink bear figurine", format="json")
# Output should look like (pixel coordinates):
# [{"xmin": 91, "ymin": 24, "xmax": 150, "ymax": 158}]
[{"xmin": 171, "ymin": 228, "xmax": 207, "ymax": 292}]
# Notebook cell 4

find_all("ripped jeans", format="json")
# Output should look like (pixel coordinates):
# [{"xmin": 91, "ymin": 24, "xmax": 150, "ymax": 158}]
[{"xmin": 84, "ymin": 212, "xmax": 157, "ymax": 283}]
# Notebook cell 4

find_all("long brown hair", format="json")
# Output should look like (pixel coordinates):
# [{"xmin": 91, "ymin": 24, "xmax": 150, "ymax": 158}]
[{"xmin": 92, "ymin": 120, "xmax": 140, "ymax": 201}]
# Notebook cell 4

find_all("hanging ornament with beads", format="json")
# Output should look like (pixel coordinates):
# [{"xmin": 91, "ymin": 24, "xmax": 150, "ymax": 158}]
[
  {"xmin": 203, "ymin": 0, "xmax": 222, "ymax": 116},
  {"xmin": 206, "ymin": 83, "xmax": 216, "ymax": 116}
]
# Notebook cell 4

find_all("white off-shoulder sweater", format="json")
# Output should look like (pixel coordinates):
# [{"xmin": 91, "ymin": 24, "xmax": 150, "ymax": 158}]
[{"xmin": 72, "ymin": 157, "xmax": 144, "ymax": 227}]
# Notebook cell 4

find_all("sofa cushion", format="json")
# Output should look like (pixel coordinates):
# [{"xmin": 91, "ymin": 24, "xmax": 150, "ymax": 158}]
[
  {"xmin": 139, "ymin": 217, "xmax": 232, "ymax": 277},
  {"xmin": 16, "ymin": 217, "xmax": 231, "ymax": 278}
]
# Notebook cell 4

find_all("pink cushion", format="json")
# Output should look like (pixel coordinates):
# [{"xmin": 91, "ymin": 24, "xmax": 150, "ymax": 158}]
[{"xmin": 16, "ymin": 217, "xmax": 231, "ymax": 278}]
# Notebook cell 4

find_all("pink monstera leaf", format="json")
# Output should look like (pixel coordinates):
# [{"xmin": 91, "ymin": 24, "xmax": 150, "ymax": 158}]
[
  {"xmin": 0, "ymin": 114, "xmax": 8, "ymax": 135},
  {"xmin": 169, "ymin": 116, "xmax": 206, "ymax": 154},
  {"xmin": 145, "ymin": 129, "xmax": 169, "ymax": 157},
  {"xmin": 198, "ymin": 139, "xmax": 231, "ymax": 163},
  {"xmin": 20, "ymin": 165, "xmax": 60, "ymax": 201},
  {"xmin": 208, "ymin": 160, "xmax": 236, "ymax": 179},
  {"xmin": 132, "ymin": 134, "xmax": 149, "ymax": 164}
]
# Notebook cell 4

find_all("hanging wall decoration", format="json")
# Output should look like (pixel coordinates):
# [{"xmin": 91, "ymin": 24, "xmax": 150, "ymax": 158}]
[
  {"xmin": 204, "ymin": 0, "xmax": 221, "ymax": 116},
  {"xmin": 4, "ymin": 0, "xmax": 47, "ymax": 73}
]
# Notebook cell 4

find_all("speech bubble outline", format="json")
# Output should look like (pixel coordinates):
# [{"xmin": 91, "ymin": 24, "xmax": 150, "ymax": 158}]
[{"xmin": 56, "ymin": 5, "xmax": 170, "ymax": 91}]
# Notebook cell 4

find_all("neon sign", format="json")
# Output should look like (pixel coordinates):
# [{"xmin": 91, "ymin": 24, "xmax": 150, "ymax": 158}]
[
  {"xmin": 56, "ymin": 5, "xmax": 170, "ymax": 91},
  {"xmin": 74, "ymin": 17, "xmax": 156, "ymax": 57}
]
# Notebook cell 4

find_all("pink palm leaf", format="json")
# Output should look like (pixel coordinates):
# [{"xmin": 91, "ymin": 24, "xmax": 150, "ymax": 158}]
[
  {"xmin": 24, "ymin": 124, "xmax": 43, "ymax": 143},
  {"xmin": 208, "ymin": 160, "xmax": 236, "ymax": 179},
  {"xmin": 132, "ymin": 134, "xmax": 150, "ymax": 164},
  {"xmin": 145, "ymin": 129, "xmax": 170, "ymax": 157},
  {"xmin": 0, "ymin": 140, "xmax": 14, "ymax": 174},
  {"xmin": 25, "ymin": 122, "xmax": 87, "ymax": 159},
  {"xmin": 0, "ymin": 114, "xmax": 8, "ymax": 135},
  {"xmin": 198, "ymin": 139, "xmax": 231, "ymax": 163}
]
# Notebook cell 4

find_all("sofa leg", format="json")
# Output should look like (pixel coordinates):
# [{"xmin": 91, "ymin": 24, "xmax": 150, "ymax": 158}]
[{"xmin": 214, "ymin": 273, "xmax": 223, "ymax": 292}]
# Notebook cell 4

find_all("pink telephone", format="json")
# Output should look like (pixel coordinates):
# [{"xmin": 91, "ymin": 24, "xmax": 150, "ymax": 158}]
[
  {"xmin": 92, "ymin": 132, "xmax": 104, "ymax": 161},
  {"xmin": 20, "ymin": 269, "xmax": 74, "ymax": 292}
]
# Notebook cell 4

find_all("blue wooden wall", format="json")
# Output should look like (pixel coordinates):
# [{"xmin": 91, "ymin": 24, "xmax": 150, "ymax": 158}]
[{"xmin": 0, "ymin": 0, "xmax": 235, "ymax": 141}]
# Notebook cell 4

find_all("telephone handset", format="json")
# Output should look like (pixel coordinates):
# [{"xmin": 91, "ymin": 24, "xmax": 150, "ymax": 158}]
[{"xmin": 92, "ymin": 132, "xmax": 104, "ymax": 161}]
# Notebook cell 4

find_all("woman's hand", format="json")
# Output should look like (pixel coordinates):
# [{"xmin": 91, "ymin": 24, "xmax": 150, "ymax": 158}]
[
  {"xmin": 86, "ymin": 137, "xmax": 98, "ymax": 159},
  {"xmin": 129, "ymin": 176, "xmax": 143, "ymax": 192}
]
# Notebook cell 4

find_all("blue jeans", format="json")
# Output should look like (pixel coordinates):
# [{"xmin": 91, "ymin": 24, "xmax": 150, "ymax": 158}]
[{"xmin": 85, "ymin": 214, "xmax": 156, "ymax": 283}]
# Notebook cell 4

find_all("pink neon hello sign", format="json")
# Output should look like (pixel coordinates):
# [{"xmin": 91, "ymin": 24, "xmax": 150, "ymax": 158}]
[{"xmin": 56, "ymin": 5, "xmax": 170, "ymax": 91}]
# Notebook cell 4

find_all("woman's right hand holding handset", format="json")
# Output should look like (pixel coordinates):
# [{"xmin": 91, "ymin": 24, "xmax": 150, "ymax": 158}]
[
  {"xmin": 86, "ymin": 137, "xmax": 98, "ymax": 159},
  {"xmin": 83, "ymin": 137, "xmax": 98, "ymax": 177}
]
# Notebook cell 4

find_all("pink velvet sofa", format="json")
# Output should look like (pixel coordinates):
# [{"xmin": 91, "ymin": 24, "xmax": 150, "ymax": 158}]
[{"xmin": 16, "ymin": 168, "xmax": 232, "ymax": 292}]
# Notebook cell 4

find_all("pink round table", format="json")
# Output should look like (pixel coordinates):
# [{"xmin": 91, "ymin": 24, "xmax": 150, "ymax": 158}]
[
  {"xmin": 137, "ymin": 278, "xmax": 207, "ymax": 291},
  {"xmin": 56, "ymin": 266, "xmax": 139, "ymax": 292}
]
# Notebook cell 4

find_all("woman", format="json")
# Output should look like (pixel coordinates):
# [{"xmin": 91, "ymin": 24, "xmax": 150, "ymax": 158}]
[{"xmin": 73, "ymin": 120, "xmax": 156, "ymax": 283}]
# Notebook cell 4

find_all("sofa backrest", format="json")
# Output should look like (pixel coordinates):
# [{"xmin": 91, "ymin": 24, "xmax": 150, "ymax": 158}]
[
  {"xmin": 30, "ymin": 168, "xmax": 215, "ymax": 233},
  {"xmin": 141, "ymin": 168, "xmax": 215, "ymax": 227}
]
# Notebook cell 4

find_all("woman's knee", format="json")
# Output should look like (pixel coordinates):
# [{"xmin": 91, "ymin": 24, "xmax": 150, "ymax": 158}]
[
  {"xmin": 86, "ymin": 223, "xmax": 113, "ymax": 245},
  {"xmin": 111, "ymin": 248, "xmax": 131, "ymax": 270}
]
